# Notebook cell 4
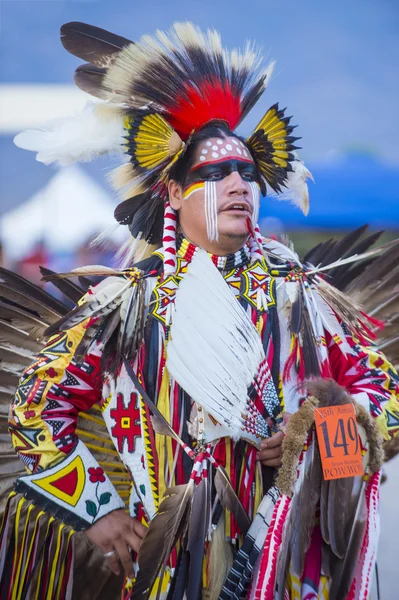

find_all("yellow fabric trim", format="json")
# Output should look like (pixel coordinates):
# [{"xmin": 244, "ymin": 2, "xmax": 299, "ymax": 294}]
[
  {"xmin": 34, "ymin": 517, "xmax": 55, "ymax": 600},
  {"xmin": 12, "ymin": 500, "xmax": 32, "ymax": 600},
  {"xmin": 18, "ymin": 509, "xmax": 46, "ymax": 596},
  {"xmin": 148, "ymin": 570, "xmax": 172, "ymax": 598},
  {"xmin": 77, "ymin": 412, "xmax": 108, "ymax": 427},
  {"xmin": 140, "ymin": 395, "xmax": 160, "ymax": 510},
  {"xmin": 254, "ymin": 462, "xmax": 263, "ymax": 514},
  {"xmin": 98, "ymin": 460, "xmax": 128, "ymax": 470},
  {"xmin": 46, "ymin": 523, "xmax": 65, "ymax": 599},
  {"xmin": 85, "ymin": 443, "xmax": 119, "ymax": 456},
  {"xmin": 75, "ymin": 428, "xmax": 115, "ymax": 445},
  {"xmin": 55, "ymin": 529, "xmax": 74, "ymax": 599},
  {"xmin": 155, "ymin": 366, "xmax": 174, "ymax": 499}
]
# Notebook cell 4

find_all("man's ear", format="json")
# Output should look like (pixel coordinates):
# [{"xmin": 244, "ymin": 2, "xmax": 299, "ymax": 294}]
[{"xmin": 168, "ymin": 180, "xmax": 184, "ymax": 211}]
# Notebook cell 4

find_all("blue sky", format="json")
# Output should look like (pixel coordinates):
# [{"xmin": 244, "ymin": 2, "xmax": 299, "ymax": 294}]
[
  {"xmin": 0, "ymin": 0, "xmax": 398, "ymax": 225},
  {"xmin": 1, "ymin": 0, "xmax": 398, "ymax": 162}
]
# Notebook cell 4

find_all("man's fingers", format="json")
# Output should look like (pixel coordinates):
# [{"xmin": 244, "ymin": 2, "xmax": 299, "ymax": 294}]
[
  {"xmin": 102, "ymin": 546, "xmax": 120, "ymax": 576},
  {"xmin": 257, "ymin": 445, "xmax": 282, "ymax": 461},
  {"xmin": 126, "ymin": 531, "xmax": 144, "ymax": 554},
  {"xmin": 132, "ymin": 519, "xmax": 147, "ymax": 539},
  {"xmin": 114, "ymin": 540, "xmax": 135, "ymax": 578},
  {"xmin": 261, "ymin": 457, "xmax": 282, "ymax": 467},
  {"xmin": 260, "ymin": 431, "xmax": 284, "ymax": 449}
]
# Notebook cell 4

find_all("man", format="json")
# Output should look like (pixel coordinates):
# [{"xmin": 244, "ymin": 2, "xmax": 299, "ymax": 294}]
[{"xmin": 1, "ymin": 21, "xmax": 398, "ymax": 600}]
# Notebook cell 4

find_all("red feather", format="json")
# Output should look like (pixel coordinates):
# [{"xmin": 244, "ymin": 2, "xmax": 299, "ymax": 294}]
[{"xmin": 167, "ymin": 80, "xmax": 242, "ymax": 139}]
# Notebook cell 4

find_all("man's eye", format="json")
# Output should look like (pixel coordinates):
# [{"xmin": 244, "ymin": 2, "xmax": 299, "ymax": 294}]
[
  {"xmin": 241, "ymin": 172, "xmax": 256, "ymax": 181},
  {"xmin": 207, "ymin": 171, "xmax": 223, "ymax": 180}
]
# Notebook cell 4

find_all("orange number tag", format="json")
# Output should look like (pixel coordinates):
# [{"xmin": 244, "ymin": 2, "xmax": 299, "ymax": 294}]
[{"xmin": 314, "ymin": 403, "xmax": 364, "ymax": 480}]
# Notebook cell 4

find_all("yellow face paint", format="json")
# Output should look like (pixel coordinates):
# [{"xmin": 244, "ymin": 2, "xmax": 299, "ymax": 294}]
[{"xmin": 183, "ymin": 181, "xmax": 205, "ymax": 200}]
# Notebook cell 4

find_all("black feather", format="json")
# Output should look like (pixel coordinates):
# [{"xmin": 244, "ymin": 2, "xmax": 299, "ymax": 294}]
[
  {"xmin": 114, "ymin": 193, "xmax": 148, "ymax": 226},
  {"xmin": 320, "ymin": 225, "xmax": 369, "ymax": 269},
  {"xmin": 130, "ymin": 197, "xmax": 164, "ymax": 244},
  {"xmin": 302, "ymin": 307, "xmax": 321, "ymax": 378},
  {"xmin": 74, "ymin": 63, "xmax": 108, "ymax": 99},
  {"xmin": 60, "ymin": 22, "xmax": 132, "ymax": 67},
  {"xmin": 290, "ymin": 292, "xmax": 302, "ymax": 335},
  {"xmin": 0, "ymin": 267, "xmax": 67, "ymax": 317}
]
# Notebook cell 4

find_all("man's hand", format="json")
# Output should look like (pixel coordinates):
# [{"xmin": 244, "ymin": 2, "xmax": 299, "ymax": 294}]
[
  {"xmin": 256, "ymin": 431, "xmax": 284, "ymax": 467},
  {"xmin": 86, "ymin": 509, "xmax": 147, "ymax": 577},
  {"xmin": 256, "ymin": 413, "xmax": 292, "ymax": 468}
]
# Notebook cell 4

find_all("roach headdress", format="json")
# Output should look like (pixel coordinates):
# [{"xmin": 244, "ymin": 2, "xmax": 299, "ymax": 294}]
[{"xmin": 14, "ymin": 21, "xmax": 312, "ymax": 263}]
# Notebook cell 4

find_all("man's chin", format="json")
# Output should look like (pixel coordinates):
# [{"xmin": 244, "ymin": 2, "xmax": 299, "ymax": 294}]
[{"xmin": 218, "ymin": 229, "xmax": 249, "ymax": 243}]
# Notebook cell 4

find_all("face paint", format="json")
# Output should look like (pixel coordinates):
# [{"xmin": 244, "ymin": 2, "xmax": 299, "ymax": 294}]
[
  {"xmin": 182, "ymin": 180, "xmax": 218, "ymax": 243},
  {"xmin": 249, "ymin": 181, "xmax": 260, "ymax": 228},
  {"xmin": 199, "ymin": 138, "xmax": 252, "ymax": 162},
  {"xmin": 187, "ymin": 158, "xmax": 258, "ymax": 185},
  {"xmin": 183, "ymin": 181, "xmax": 205, "ymax": 200},
  {"xmin": 204, "ymin": 181, "xmax": 218, "ymax": 242},
  {"xmin": 182, "ymin": 138, "xmax": 258, "ymax": 244}
]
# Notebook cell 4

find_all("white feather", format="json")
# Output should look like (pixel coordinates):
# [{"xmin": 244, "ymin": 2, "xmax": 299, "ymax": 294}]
[
  {"xmin": 166, "ymin": 250, "xmax": 265, "ymax": 438},
  {"xmin": 13, "ymin": 103, "xmax": 125, "ymax": 167},
  {"xmin": 266, "ymin": 159, "xmax": 313, "ymax": 215},
  {"xmin": 263, "ymin": 238, "xmax": 303, "ymax": 268},
  {"xmin": 312, "ymin": 291, "xmax": 352, "ymax": 356}
]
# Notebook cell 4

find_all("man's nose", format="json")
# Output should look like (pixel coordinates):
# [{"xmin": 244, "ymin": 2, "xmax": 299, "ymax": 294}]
[{"xmin": 226, "ymin": 171, "xmax": 248, "ymax": 194}]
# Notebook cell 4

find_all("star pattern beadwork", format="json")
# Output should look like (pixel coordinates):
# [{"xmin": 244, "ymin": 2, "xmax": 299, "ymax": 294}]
[
  {"xmin": 240, "ymin": 260, "xmax": 275, "ymax": 310},
  {"xmin": 151, "ymin": 275, "xmax": 180, "ymax": 325}
]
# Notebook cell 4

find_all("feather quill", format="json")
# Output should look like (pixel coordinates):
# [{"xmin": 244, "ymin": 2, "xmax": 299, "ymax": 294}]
[
  {"xmin": 42, "ymin": 264, "xmax": 121, "ymax": 280},
  {"xmin": 39, "ymin": 266, "xmax": 84, "ymax": 303}
]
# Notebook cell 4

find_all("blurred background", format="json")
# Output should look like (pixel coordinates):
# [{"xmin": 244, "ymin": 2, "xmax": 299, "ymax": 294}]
[{"xmin": 0, "ymin": 0, "xmax": 398, "ymax": 596}]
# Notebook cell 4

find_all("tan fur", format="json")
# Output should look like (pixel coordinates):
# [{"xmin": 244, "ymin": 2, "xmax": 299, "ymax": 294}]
[
  {"xmin": 383, "ymin": 435, "xmax": 399, "ymax": 462},
  {"xmin": 276, "ymin": 398, "xmax": 317, "ymax": 496},
  {"xmin": 355, "ymin": 404, "xmax": 384, "ymax": 473},
  {"xmin": 306, "ymin": 378, "xmax": 351, "ymax": 407}
]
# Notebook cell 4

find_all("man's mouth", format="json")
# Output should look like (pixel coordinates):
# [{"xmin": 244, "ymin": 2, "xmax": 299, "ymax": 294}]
[{"xmin": 221, "ymin": 201, "xmax": 252, "ymax": 215}]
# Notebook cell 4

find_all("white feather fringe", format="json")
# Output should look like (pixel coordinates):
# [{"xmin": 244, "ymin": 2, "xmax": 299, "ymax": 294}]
[
  {"xmin": 13, "ymin": 102, "xmax": 125, "ymax": 167},
  {"xmin": 167, "ymin": 250, "xmax": 265, "ymax": 438},
  {"xmin": 267, "ymin": 159, "xmax": 314, "ymax": 215}
]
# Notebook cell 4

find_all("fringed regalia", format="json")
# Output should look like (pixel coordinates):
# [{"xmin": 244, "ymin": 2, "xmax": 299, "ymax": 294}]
[{"xmin": 1, "ymin": 21, "xmax": 399, "ymax": 600}]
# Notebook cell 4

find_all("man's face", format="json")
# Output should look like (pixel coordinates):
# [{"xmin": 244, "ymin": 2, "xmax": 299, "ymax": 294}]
[{"xmin": 169, "ymin": 136, "xmax": 260, "ymax": 253}]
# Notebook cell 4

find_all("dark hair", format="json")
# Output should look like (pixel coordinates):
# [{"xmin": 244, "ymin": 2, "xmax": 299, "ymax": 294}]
[{"xmin": 168, "ymin": 121, "xmax": 251, "ymax": 185}]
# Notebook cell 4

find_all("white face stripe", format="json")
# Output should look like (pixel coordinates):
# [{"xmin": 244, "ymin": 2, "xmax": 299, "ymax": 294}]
[
  {"xmin": 204, "ymin": 180, "xmax": 219, "ymax": 242},
  {"xmin": 249, "ymin": 181, "xmax": 260, "ymax": 228}
]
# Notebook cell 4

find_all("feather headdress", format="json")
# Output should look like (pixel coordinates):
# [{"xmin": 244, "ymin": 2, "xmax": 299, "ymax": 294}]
[{"xmin": 14, "ymin": 21, "xmax": 312, "ymax": 248}]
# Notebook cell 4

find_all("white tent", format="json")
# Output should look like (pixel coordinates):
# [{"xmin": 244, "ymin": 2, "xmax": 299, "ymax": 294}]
[{"xmin": 0, "ymin": 165, "xmax": 127, "ymax": 261}]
